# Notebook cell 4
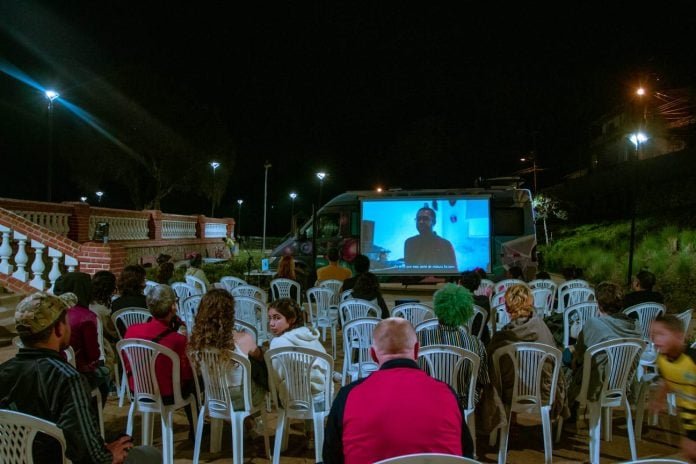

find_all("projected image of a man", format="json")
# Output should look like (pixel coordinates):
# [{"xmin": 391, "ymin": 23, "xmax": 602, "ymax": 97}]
[{"xmin": 404, "ymin": 206, "xmax": 457, "ymax": 269}]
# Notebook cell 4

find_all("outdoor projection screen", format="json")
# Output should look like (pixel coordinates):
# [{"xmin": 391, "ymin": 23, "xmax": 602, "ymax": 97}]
[{"xmin": 360, "ymin": 196, "xmax": 491, "ymax": 275}]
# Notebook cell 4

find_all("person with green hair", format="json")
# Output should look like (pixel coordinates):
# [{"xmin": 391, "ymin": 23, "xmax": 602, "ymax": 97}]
[{"xmin": 418, "ymin": 283, "xmax": 490, "ymax": 404}]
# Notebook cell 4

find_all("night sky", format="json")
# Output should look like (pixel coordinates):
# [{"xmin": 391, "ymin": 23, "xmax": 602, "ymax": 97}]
[{"xmin": 2, "ymin": 3, "xmax": 695, "ymax": 235}]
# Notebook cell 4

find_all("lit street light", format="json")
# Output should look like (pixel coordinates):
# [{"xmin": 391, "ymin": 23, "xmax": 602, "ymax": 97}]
[
  {"xmin": 263, "ymin": 161, "xmax": 272, "ymax": 253},
  {"xmin": 45, "ymin": 89, "xmax": 60, "ymax": 202},
  {"xmin": 209, "ymin": 161, "xmax": 220, "ymax": 217},
  {"xmin": 519, "ymin": 155, "xmax": 539, "ymax": 193},
  {"xmin": 627, "ymin": 131, "xmax": 649, "ymax": 284},
  {"xmin": 316, "ymin": 171, "xmax": 327, "ymax": 207},
  {"xmin": 237, "ymin": 199, "xmax": 244, "ymax": 237},
  {"xmin": 80, "ymin": 196, "xmax": 87, "ymax": 203},
  {"xmin": 289, "ymin": 192, "xmax": 297, "ymax": 233},
  {"xmin": 95, "ymin": 191, "xmax": 104, "ymax": 203}
]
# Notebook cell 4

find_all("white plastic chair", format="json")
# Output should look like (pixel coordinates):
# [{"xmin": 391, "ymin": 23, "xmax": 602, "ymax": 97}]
[
  {"xmin": 418, "ymin": 345, "xmax": 480, "ymax": 458},
  {"xmin": 190, "ymin": 348, "xmax": 270, "ymax": 464},
  {"xmin": 392, "ymin": 303, "xmax": 435, "ymax": 327},
  {"xmin": 623, "ymin": 303, "xmax": 666, "ymax": 341},
  {"xmin": 475, "ymin": 278, "xmax": 495, "ymax": 297},
  {"xmin": 306, "ymin": 287, "xmax": 338, "ymax": 357},
  {"xmin": 270, "ymin": 278, "xmax": 301, "ymax": 304},
  {"xmin": 180, "ymin": 295, "xmax": 202, "ymax": 338},
  {"xmin": 529, "ymin": 278, "xmax": 557, "ymax": 296},
  {"xmin": 489, "ymin": 291, "xmax": 506, "ymax": 309},
  {"xmin": 562, "ymin": 302, "xmax": 600, "ymax": 348},
  {"xmin": 340, "ymin": 289, "xmax": 353, "ymax": 301},
  {"xmin": 557, "ymin": 287, "xmax": 595, "ymax": 313},
  {"xmin": 466, "ymin": 305, "xmax": 489, "ymax": 340},
  {"xmin": 318, "ymin": 279, "xmax": 343, "ymax": 307},
  {"xmin": 374, "ymin": 453, "xmax": 482, "ymax": 463},
  {"xmin": 234, "ymin": 296, "xmax": 268, "ymax": 343},
  {"xmin": 117, "ymin": 338, "xmax": 199, "ymax": 464},
  {"xmin": 532, "ymin": 288, "xmax": 554, "ymax": 317},
  {"xmin": 0, "ymin": 409, "xmax": 70, "ymax": 463},
  {"xmin": 493, "ymin": 279, "xmax": 526, "ymax": 295},
  {"xmin": 491, "ymin": 342, "xmax": 562, "ymax": 464},
  {"xmin": 144, "ymin": 280, "xmax": 159, "ymax": 296},
  {"xmin": 414, "ymin": 318, "xmax": 440, "ymax": 339},
  {"xmin": 339, "ymin": 298, "xmax": 380, "ymax": 327},
  {"xmin": 556, "ymin": 279, "xmax": 591, "ymax": 311},
  {"xmin": 171, "ymin": 282, "xmax": 198, "ymax": 310},
  {"xmin": 234, "ymin": 320, "xmax": 258, "ymax": 344},
  {"xmin": 676, "ymin": 308, "xmax": 693, "ymax": 334},
  {"xmin": 342, "ymin": 317, "xmax": 380, "ymax": 385},
  {"xmin": 264, "ymin": 346, "xmax": 333, "ymax": 464},
  {"xmin": 232, "ymin": 284, "xmax": 268, "ymax": 303},
  {"xmin": 185, "ymin": 275, "xmax": 207, "ymax": 294},
  {"xmin": 577, "ymin": 338, "xmax": 646, "ymax": 464},
  {"xmin": 220, "ymin": 276, "xmax": 248, "ymax": 293},
  {"xmin": 111, "ymin": 307, "xmax": 152, "ymax": 407},
  {"xmin": 494, "ymin": 302, "xmax": 510, "ymax": 332}
]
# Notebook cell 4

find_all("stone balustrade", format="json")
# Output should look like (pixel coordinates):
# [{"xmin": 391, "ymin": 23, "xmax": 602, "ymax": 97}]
[{"xmin": 204, "ymin": 222, "xmax": 228, "ymax": 238}]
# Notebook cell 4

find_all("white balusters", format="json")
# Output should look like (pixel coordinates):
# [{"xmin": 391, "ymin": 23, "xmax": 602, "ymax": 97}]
[
  {"xmin": 11, "ymin": 231, "xmax": 28, "ymax": 282},
  {"xmin": 204, "ymin": 222, "xmax": 227, "ymax": 238},
  {"xmin": 15, "ymin": 211, "xmax": 70, "ymax": 236},
  {"xmin": 0, "ymin": 225, "xmax": 13, "ymax": 275},
  {"xmin": 162, "ymin": 220, "xmax": 196, "ymax": 239},
  {"xmin": 65, "ymin": 255, "xmax": 78, "ymax": 273},
  {"xmin": 30, "ymin": 240, "xmax": 46, "ymax": 290},
  {"xmin": 48, "ymin": 247, "xmax": 63, "ymax": 292},
  {"xmin": 88, "ymin": 216, "xmax": 148, "ymax": 240}
]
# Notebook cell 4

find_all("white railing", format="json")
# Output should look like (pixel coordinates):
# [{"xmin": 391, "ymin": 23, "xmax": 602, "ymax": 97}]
[
  {"xmin": 88, "ymin": 216, "xmax": 149, "ymax": 241},
  {"xmin": 0, "ymin": 225, "xmax": 79, "ymax": 291},
  {"xmin": 162, "ymin": 220, "xmax": 196, "ymax": 239},
  {"xmin": 14, "ymin": 211, "xmax": 70, "ymax": 236},
  {"xmin": 204, "ymin": 222, "xmax": 227, "ymax": 238}
]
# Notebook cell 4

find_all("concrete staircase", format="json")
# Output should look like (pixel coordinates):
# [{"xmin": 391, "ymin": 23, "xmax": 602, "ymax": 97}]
[{"xmin": 0, "ymin": 292, "xmax": 22, "ymax": 347}]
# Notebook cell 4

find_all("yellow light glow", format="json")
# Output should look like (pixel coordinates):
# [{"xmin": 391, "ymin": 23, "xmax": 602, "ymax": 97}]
[{"xmin": 636, "ymin": 87, "xmax": 645, "ymax": 96}]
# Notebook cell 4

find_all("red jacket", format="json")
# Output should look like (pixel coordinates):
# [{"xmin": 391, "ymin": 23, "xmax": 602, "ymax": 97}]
[
  {"xmin": 124, "ymin": 318, "xmax": 193, "ymax": 398},
  {"xmin": 67, "ymin": 305, "xmax": 101, "ymax": 373}
]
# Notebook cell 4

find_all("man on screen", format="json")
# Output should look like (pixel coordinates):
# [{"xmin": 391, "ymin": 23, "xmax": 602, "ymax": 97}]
[{"xmin": 404, "ymin": 206, "xmax": 457, "ymax": 269}]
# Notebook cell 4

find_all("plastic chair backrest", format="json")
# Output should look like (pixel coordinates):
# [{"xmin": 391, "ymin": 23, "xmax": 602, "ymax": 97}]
[
  {"xmin": 578, "ymin": 338, "xmax": 645, "ymax": 408},
  {"xmin": 677, "ymin": 309, "xmax": 693, "ymax": 334},
  {"xmin": 172, "ymin": 282, "xmax": 198, "ymax": 307},
  {"xmin": 392, "ymin": 303, "xmax": 435, "ymax": 327},
  {"xmin": 189, "ymin": 348, "xmax": 253, "ymax": 417},
  {"xmin": 270, "ymin": 278, "xmax": 301, "ymax": 304},
  {"xmin": 475, "ymin": 279, "xmax": 495, "ymax": 297},
  {"xmin": 623, "ymin": 303, "xmax": 667, "ymax": 340},
  {"xmin": 339, "ymin": 299, "xmax": 380, "ymax": 327},
  {"xmin": 494, "ymin": 279, "xmax": 526, "ymax": 295},
  {"xmin": 220, "ymin": 276, "xmax": 248, "ymax": 293},
  {"xmin": 180, "ymin": 295, "xmax": 202, "ymax": 337},
  {"xmin": 557, "ymin": 279, "xmax": 590, "ymax": 310},
  {"xmin": 185, "ymin": 275, "xmax": 207, "ymax": 294},
  {"xmin": 232, "ymin": 285, "xmax": 268, "ymax": 303},
  {"xmin": 531, "ymin": 288, "xmax": 554, "ymax": 317},
  {"xmin": 340, "ymin": 290, "xmax": 353, "ymax": 301},
  {"xmin": 343, "ymin": 318, "xmax": 380, "ymax": 380},
  {"xmin": 0, "ymin": 409, "xmax": 70, "ymax": 463},
  {"xmin": 144, "ymin": 280, "xmax": 159, "ymax": 297},
  {"xmin": 467, "ymin": 305, "xmax": 489, "ymax": 339},
  {"xmin": 529, "ymin": 279, "xmax": 557, "ymax": 294},
  {"xmin": 117, "ymin": 338, "xmax": 186, "ymax": 407},
  {"xmin": 492, "ymin": 342, "xmax": 561, "ymax": 412},
  {"xmin": 318, "ymin": 279, "xmax": 343, "ymax": 306},
  {"xmin": 264, "ymin": 346, "xmax": 333, "ymax": 417},
  {"xmin": 558, "ymin": 286, "xmax": 595, "ymax": 312},
  {"xmin": 490, "ymin": 291, "xmax": 506, "ymax": 308},
  {"xmin": 418, "ymin": 345, "xmax": 480, "ymax": 412},
  {"xmin": 234, "ymin": 320, "xmax": 258, "ymax": 344},
  {"xmin": 111, "ymin": 307, "xmax": 151, "ymax": 339},
  {"xmin": 233, "ymin": 296, "xmax": 265, "ymax": 333},
  {"xmin": 494, "ymin": 302, "xmax": 510, "ymax": 331},
  {"xmin": 374, "ymin": 453, "xmax": 482, "ymax": 464},
  {"xmin": 563, "ymin": 302, "xmax": 600, "ymax": 347},
  {"xmin": 306, "ymin": 287, "xmax": 334, "ymax": 327},
  {"xmin": 414, "ymin": 319, "xmax": 440, "ymax": 339},
  {"xmin": 63, "ymin": 346, "xmax": 76, "ymax": 368}
]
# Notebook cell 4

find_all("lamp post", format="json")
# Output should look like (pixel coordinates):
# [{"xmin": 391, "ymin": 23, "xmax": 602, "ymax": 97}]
[
  {"xmin": 627, "ymin": 131, "xmax": 648, "ymax": 285},
  {"xmin": 262, "ymin": 161, "xmax": 272, "ymax": 254},
  {"xmin": 236, "ymin": 199, "xmax": 244, "ymax": 237},
  {"xmin": 80, "ymin": 196, "xmax": 87, "ymax": 203},
  {"xmin": 520, "ymin": 155, "xmax": 538, "ymax": 193},
  {"xmin": 45, "ymin": 89, "xmax": 59, "ymax": 202},
  {"xmin": 95, "ymin": 191, "xmax": 104, "ymax": 203},
  {"xmin": 316, "ymin": 171, "xmax": 327, "ymax": 207},
  {"xmin": 289, "ymin": 192, "xmax": 297, "ymax": 234},
  {"xmin": 209, "ymin": 161, "xmax": 220, "ymax": 217}
]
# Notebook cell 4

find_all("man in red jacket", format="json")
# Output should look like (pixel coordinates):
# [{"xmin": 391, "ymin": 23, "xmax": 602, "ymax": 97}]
[{"xmin": 323, "ymin": 317, "xmax": 473, "ymax": 464}]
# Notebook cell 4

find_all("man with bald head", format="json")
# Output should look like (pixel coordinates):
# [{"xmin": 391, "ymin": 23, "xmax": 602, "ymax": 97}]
[{"xmin": 323, "ymin": 318, "xmax": 473, "ymax": 463}]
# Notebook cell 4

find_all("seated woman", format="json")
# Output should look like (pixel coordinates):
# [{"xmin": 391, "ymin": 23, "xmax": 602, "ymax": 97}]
[
  {"xmin": 185, "ymin": 252, "xmax": 210, "ymax": 292},
  {"xmin": 156, "ymin": 261, "xmax": 175, "ymax": 285},
  {"xmin": 188, "ymin": 289, "xmax": 266, "ymax": 409},
  {"xmin": 350, "ymin": 272, "xmax": 389, "ymax": 319},
  {"xmin": 112, "ymin": 265, "xmax": 148, "ymax": 313},
  {"xmin": 89, "ymin": 271, "xmax": 120, "ymax": 380},
  {"xmin": 419, "ymin": 283, "xmax": 490, "ymax": 404},
  {"xmin": 273, "ymin": 255, "xmax": 305, "ymax": 301},
  {"xmin": 487, "ymin": 284, "xmax": 568, "ymax": 419}
]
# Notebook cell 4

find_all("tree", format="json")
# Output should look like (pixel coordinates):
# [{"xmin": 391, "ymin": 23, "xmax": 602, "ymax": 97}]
[{"xmin": 533, "ymin": 193, "xmax": 568, "ymax": 245}]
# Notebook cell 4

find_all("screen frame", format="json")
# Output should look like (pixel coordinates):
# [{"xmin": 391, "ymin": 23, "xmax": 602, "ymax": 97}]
[{"xmin": 359, "ymin": 194, "xmax": 492, "ymax": 276}]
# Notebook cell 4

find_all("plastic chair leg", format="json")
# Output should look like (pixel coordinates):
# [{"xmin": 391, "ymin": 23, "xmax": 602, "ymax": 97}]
[
  {"xmin": 232, "ymin": 414, "xmax": 245, "ymax": 464},
  {"xmin": 541, "ymin": 406, "xmax": 553, "ymax": 464},
  {"xmin": 272, "ymin": 410, "xmax": 287, "ymax": 464},
  {"xmin": 141, "ymin": 411, "xmax": 153, "ymax": 446},
  {"xmin": 210, "ymin": 418, "xmax": 223, "ymax": 453},
  {"xmin": 635, "ymin": 380, "xmax": 649, "ymax": 440},
  {"xmin": 588, "ymin": 402, "xmax": 601, "ymax": 464},
  {"xmin": 465, "ymin": 409, "xmax": 477, "ymax": 459},
  {"xmin": 624, "ymin": 399, "xmax": 638, "ymax": 461},
  {"xmin": 260, "ymin": 408, "xmax": 271, "ymax": 460},
  {"xmin": 192, "ymin": 406, "xmax": 206, "ymax": 464},
  {"xmin": 555, "ymin": 416, "xmax": 563, "ymax": 443},
  {"xmin": 313, "ymin": 412, "xmax": 325, "ymax": 463},
  {"xmin": 603, "ymin": 407, "xmax": 612, "ymax": 442},
  {"xmin": 498, "ymin": 410, "xmax": 512, "ymax": 464},
  {"xmin": 126, "ymin": 401, "xmax": 136, "ymax": 437}
]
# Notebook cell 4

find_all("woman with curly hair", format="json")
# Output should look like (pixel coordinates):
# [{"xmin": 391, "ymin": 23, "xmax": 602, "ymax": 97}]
[
  {"xmin": 188, "ymin": 289, "xmax": 266, "ymax": 408},
  {"xmin": 111, "ymin": 265, "xmax": 147, "ymax": 313}
]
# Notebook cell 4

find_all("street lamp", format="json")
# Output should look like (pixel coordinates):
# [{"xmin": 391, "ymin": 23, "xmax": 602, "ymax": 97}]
[
  {"xmin": 45, "ymin": 89, "xmax": 60, "ymax": 202},
  {"xmin": 80, "ymin": 196, "xmax": 87, "ymax": 203},
  {"xmin": 262, "ymin": 161, "xmax": 272, "ymax": 254},
  {"xmin": 95, "ymin": 191, "xmax": 104, "ymax": 203},
  {"xmin": 237, "ymin": 199, "xmax": 244, "ymax": 237},
  {"xmin": 316, "ymin": 171, "xmax": 327, "ymax": 207},
  {"xmin": 209, "ymin": 161, "xmax": 220, "ymax": 217},
  {"xmin": 289, "ymin": 192, "xmax": 297, "ymax": 233},
  {"xmin": 519, "ymin": 155, "xmax": 538, "ymax": 193},
  {"xmin": 626, "ymin": 131, "xmax": 648, "ymax": 284}
]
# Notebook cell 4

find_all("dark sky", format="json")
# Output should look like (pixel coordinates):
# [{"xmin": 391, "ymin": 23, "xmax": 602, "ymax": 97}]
[{"xmin": 2, "ymin": 3, "xmax": 695, "ymax": 234}]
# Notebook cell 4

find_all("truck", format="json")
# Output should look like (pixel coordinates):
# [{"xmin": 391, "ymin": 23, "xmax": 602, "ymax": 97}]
[{"xmin": 269, "ymin": 177, "xmax": 537, "ymax": 281}]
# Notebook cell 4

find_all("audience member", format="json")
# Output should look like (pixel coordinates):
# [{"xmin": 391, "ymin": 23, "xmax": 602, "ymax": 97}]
[
  {"xmin": 340, "ymin": 254, "xmax": 370, "ymax": 293},
  {"xmin": 487, "ymin": 284, "xmax": 567, "ymax": 419},
  {"xmin": 568, "ymin": 281, "xmax": 641, "ymax": 413},
  {"xmin": 507, "ymin": 265, "xmax": 525, "ymax": 281},
  {"xmin": 273, "ymin": 254, "xmax": 306, "ymax": 299},
  {"xmin": 90, "ymin": 270, "xmax": 120, "ymax": 382},
  {"xmin": 54, "ymin": 272, "xmax": 111, "ymax": 401},
  {"xmin": 323, "ymin": 317, "xmax": 474, "ymax": 463},
  {"xmin": 185, "ymin": 252, "xmax": 210, "ymax": 292},
  {"xmin": 316, "ymin": 247, "xmax": 352, "ymax": 283},
  {"xmin": 650, "ymin": 315, "xmax": 696, "ymax": 461},
  {"xmin": 536, "ymin": 271, "xmax": 551, "ymax": 280},
  {"xmin": 156, "ymin": 261, "xmax": 175, "ymax": 285},
  {"xmin": 112, "ymin": 265, "xmax": 147, "ymax": 313},
  {"xmin": 624, "ymin": 269, "xmax": 664, "ymax": 308},
  {"xmin": 0, "ymin": 292, "xmax": 160, "ymax": 463},
  {"xmin": 188, "ymin": 289, "xmax": 266, "ymax": 409},
  {"xmin": 350, "ymin": 272, "xmax": 389, "ymax": 318},
  {"xmin": 459, "ymin": 270, "xmax": 491, "ymax": 344}
]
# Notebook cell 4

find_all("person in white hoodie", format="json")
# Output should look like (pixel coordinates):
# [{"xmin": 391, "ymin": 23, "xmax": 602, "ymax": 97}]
[{"xmin": 268, "ymin": 298, "xmax": 328, "ymax": 398}]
